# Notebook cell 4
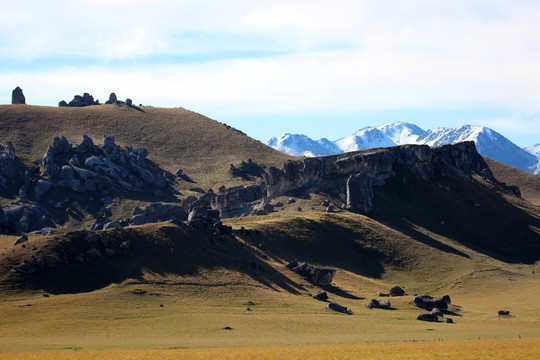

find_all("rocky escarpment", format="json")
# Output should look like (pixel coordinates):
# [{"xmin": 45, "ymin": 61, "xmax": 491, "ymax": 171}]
[{"xmin": 261, "ymin": 142, "xmax": 495, "ymax": 214}]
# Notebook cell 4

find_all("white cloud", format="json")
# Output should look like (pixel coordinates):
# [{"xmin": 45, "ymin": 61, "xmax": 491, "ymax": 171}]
[{"xmin": 1, "ymin": 0, "xmax": 540, "ymax": 143}]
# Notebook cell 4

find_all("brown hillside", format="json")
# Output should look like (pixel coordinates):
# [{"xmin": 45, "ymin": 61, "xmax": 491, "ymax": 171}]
[
  {"xmin": 484, "ymin": 156, "xmax": 540, "ymax": 205},
  {"xmin": 0, "ymin": 104, "xmax": 294, "ymax": 189}
]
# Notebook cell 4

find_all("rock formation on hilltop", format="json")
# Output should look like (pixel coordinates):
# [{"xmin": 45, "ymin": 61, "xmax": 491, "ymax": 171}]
[
  {"xmin": 59, "ymin": 93, "xmax": 99, "ymax": 107},
  {"xmin": 11, "ymin": 87, "xmax": 26, "ymax": 104}
]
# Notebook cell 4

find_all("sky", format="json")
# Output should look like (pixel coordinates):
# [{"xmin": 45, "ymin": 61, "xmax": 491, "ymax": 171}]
[{"xmin": 1, "ymin": 1, "xmax": 540, "ymax": 147}]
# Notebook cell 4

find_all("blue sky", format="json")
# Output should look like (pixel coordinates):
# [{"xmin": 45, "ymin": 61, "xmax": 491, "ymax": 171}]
[{"xmin": 1, "ymin": 1, "xmax": 540, "ymax": 147}]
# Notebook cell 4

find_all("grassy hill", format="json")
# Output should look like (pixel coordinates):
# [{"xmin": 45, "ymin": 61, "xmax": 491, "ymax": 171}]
[
  {"xmin": 0, "ymin": 104, "xmax": 539, "ymax": 353},
  {"xmin": 0, "ymin": 104, "xmax": 293, "ymax": 189},
  {"xmin": 485, "ymin": 156, "xmax": 540, "ymax": 205}
]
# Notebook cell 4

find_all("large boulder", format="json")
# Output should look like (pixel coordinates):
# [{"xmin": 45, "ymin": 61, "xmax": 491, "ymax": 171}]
[
  {"xmin": 366, "ymin": 299, "xmax": 391, "ymax": 309},
  {"xmin": 417, "ymin": 313, "xmax": 439, "ymax": 322},
  {"xmin": 389, "ymin": 285, "xmax": 405, "ymax": 296},
  {"xmin": 328, "ymin": 302, "xmax": 350, "ymax": 314},
  {"xmin": 414, "ymin": 294, "xmax": 448, "ymax": 311},
  {"xmin": 11, "ymin": 87, "xmax": 26, "ymax": 104}
]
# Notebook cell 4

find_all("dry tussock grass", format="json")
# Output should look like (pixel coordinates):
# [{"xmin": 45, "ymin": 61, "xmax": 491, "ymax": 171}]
[{"xmin": 1, "ymin": 338, "xmax": 538, "ymax": 359}]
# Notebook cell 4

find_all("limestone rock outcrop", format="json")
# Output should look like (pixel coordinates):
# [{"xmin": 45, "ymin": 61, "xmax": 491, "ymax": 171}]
[{"xmin": 11, "ymin": 87, "xmax": 26, "ymax": 104}]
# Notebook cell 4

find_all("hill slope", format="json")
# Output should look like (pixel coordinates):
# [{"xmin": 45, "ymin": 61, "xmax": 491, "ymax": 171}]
[
  {"xmin": 484, "ymin": 156, "xmax": 540, "ymax": 205},
  {"xmin": 0, "ymin": 104, "xmax": 293, "ymax": 188}
]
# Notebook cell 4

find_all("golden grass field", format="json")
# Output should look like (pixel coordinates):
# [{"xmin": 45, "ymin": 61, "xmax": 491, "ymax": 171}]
[{"xmin": 0, "ymin": 339, "xmax": 538, "ymax": 359}]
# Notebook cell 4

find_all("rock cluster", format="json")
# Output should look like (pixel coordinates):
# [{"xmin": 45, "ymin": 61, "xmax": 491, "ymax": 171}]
[
  {"xmin": 285, "ymin": 259, "xmax": 335, "ymax": 286},
  {"xmin": 40, "ymin": 134, "xmax": 168, "ymax": 194},
  {"xmin": 0, "ymin": 136, "xmax": 174, "ymax": 234},
  {"xmin": 59, "ymin": 93, "xmax": 99, "ymax": 107},
  {"xmin": 11, "ymin": 87, "xmax": 26, "ymax": 104}
]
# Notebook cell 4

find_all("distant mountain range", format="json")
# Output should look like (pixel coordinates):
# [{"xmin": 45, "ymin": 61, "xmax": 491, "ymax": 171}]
[{"xmin": 264, "ymin": 123, "xmax": 540, "ymax": 175}]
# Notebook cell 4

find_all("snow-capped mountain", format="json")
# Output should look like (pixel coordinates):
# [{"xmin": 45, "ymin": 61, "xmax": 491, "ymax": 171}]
[
  {"xmin": 524, "ymin": 144, "xmax": 540, "ymax": 158},
  {"xmin": 264, "ymin": 133, "xmax": 340, "ymax": 157},
  {"xmin": 376, "ymin": 122, "xmax": 424, "ymax": 145},
  {"xmin": 264, "ymin": 123, "xmax": 540, "ymax": 175},
  {"xmin": 334, "ymin": 127, "xmax": 397, "ymax": 152},
  {"xmin": 416, "ymin": 125, "xmax": 540, "ymax": 174}
]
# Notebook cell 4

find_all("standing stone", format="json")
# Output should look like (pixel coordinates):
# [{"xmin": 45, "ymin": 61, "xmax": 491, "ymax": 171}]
[{"xmin": 11, "ymin": 87, "xmax": 26, "ymax": 104}]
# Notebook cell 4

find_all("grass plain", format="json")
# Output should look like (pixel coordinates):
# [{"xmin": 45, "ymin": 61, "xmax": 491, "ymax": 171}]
[{"xmin": 1, "ymin": 339, "xmax": 539, "ymax": 360}]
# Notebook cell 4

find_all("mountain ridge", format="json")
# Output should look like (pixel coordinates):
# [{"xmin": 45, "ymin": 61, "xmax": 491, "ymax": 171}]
[{"xmin": 264, "ymin": 123, "xmax": 540, "ymax": 175}]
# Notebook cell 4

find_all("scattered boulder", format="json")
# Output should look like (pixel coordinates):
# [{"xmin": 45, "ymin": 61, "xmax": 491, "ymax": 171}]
[
  {"xmin": 321, "ymin": 199, "xmax": 330, "ymax": 207},
  {"xmin": 312, "ymin": 291, "xmax": 329, "ymax": 301},
  {"xmin": 285, "ymin": 259, "xmax": 298, "ymax": 269},
  {"xmin": 446, "ymin": 318, "xmax": 454, "ymax": 323},
  {"xmin": 414, "ymin": 294, "xmax": 448, "ymax": 311},
  {"xmin": 365, "ymin": 299, "xmax": 391, "ymax": 309},
  {"xmin": 13, "ymin": 235, "xmax": 28, "ymax": 246},
  {"xmin": 326, "ymin": 205, "xmax": 334, "ymax": 212},
  {"xmin": 11, "ymin": 87, "xmax": 26, "ymax": 104},
  {"xmin": 175, "ymin": 168, "xmax": 183, "ymax": 176},
  {"xmin": 126, "ymin": 98, "xmax": 133, "ymax": 107},
  {"xmin": 287, "ymin": 198, "xmax": 295, "ymax": 204},
  {"xmin": 498, "ymin": 310, "xmax": 510, "ymax": 316},
  {"xmin": 442, "ymin": 294, "xmax": 451, "ymax": 304},
  {"xmin": 389, "ymin": 285, "xmax": 405, "ymax": 296},
  {"xmin": 328, "ymin": 302, "xmax": 351, "ymax": 314},
  {"xmin": 417, "ymin": 313, "xmax": 439, "ymax": 322},
  {"xmin": 431, "ymin": 308, "xmax": 444, "ymax": 317},
  {"xmin": 58, "ymin": 100, "xmax": 68, "ymax": 107}
]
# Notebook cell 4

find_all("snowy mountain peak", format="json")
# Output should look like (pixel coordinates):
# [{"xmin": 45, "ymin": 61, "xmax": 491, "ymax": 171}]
[
  {"xmin": 263, "ymin": 133, "xmax": 339, "ymax": 157},
  {"xmin": 376, "ymin": 122, "xmax": 425, "ymax": 145},
  {"xmin": 334, "ymin": 127, "xmax": 396, "ymax": 153}
]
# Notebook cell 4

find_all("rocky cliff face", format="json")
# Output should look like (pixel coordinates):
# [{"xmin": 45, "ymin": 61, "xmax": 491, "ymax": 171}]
[{"xmin": 259, "ymin": 142, "xmax": 495, "ymax": 215}]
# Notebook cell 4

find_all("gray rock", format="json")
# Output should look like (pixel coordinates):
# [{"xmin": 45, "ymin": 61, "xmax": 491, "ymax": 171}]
[
  {"xmin": 414, "ymin": 294, "xmax": 448, "ymax": 311},
  {"xmin": 321, "ymin": 199, "xmax": 330, "ymax": 207},
  {"xmin": 106, "ymin": 92, "xmax": 118, "ymax": 104},
  {"xmin": 313, "ymin": 291, "xmax": 329, "ymax": 301},
  {"xmin": 58, "ymin": 100, "xmax": 68, "ymax": 107},
  {"xmin": 442, "ymin": 294, "xmax": 451, "ymax": 304},
  {"xmin": 417, "ymin": 313, "xmax": 439, "ymax": 322},
  {"xmin": 126, "ymin": 98, "xmax": 133, "ymax": 107},
  {"xmin": 287, "ymin": 198, "xmax": 295, "ymax": 204},
  {"xmin": 52, "ymin": 136, "xmax": 71, "ymax": 154},
  {"xmin": 431, "ymin": 308, "xmax": 444, "ymax": 317},
  {"xmin": 175, "ymin": 168, "xmax": 183, "ymax": 176},
  {"xmin": 389, "ymin": 285, "xmax": 405, "ymax": 296},
  {"xmin": 446, "ymin": 318, "xmax": 454, "ymax": 323},
  {"xmin": 75, "ymin": 135, "xmax": 95, "ymax": 154},
  {"xmin": 11, "ymin": 87, "xmax": 25, "ymax": 104},
  {"xmin": 498, "ymin": 310, "xmax": 510, "ymax": 316},
  {"xmin": 13, "ymin": 235, "xmax": 28, "ymax": 246},
  {"xmin": 328, "ymin": 302, "xmax": 350, "ymax": 314},
  {"xmin": 366, "ymin": 299, "xmax": 391, "ymax": 309},
  {"xmin": 326, "ymin": 205, "xmax": 334, "ymax": 212}
]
